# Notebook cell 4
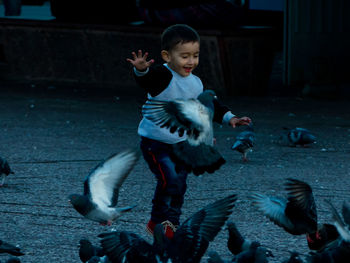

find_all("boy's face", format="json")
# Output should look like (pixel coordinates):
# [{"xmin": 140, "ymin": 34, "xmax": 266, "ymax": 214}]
[{"xmin": 162, "ymin": 41, "xmax": 200, "ymax": 77}]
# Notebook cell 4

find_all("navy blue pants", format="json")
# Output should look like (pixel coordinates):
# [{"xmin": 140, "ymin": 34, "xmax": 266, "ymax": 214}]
[{"xmin": 140, "ymin": 137, "xmax": 188, "ymax": 226}]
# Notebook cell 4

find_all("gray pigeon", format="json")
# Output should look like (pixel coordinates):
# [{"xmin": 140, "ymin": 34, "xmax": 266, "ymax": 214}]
[
  {"xmin": 231, "ymin": 123, "xmax": 254, "ymax": 162},
  {"xmin": 0, "ymin": 240, "xmax": 24, "ymax": 256},
  {"xmin": 251, "ymin": 178, "xmax": 318, "ymax": 237},
  {"xmin": 0, "ymin": 157, "xmax": 14, "ymax": 187},
  {"xmin": 279, "ymin": 127, "xmax": 316, "ymax": 147},
  {"xmin": 69, "ymin": 149, "xmax": 140, "ymax": 225},
  {"xmin": 141, "ymin": 89, "xmax": 225, "ymax": 176}
]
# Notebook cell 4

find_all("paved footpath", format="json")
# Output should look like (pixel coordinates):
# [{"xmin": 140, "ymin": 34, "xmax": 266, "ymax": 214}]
[{"xmin": 0, "ymin": 85, "xmax": 349, "ymax": 262}]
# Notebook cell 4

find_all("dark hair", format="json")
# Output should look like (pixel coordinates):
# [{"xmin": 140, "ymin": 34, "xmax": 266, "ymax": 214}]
[{"xmin": 161, "ymin": 24, "xmax": 200, "ymax": 51}]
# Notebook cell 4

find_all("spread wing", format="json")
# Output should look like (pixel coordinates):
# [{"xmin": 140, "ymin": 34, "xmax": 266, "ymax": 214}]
[
  {"xmin": 251, "ymin": 193, "xmax": 294, "ymax": 231},
  {"xmin": 142, "ymin": 99, "xmax": 211, "ymax": 140},
  {"xmin": 284, "ymin": 178, "xmax": 317, "ymax": 224},
  {"xmin": 85, "ymin": 149, "xmax": 139, "ymax": 208},
  {"xmin": 98, "ymin": 231, "xmax": 154, "ymax": 262},
  {"xmin": 169, "ymin": 194, "xmax": 237, "ymax": 262}
]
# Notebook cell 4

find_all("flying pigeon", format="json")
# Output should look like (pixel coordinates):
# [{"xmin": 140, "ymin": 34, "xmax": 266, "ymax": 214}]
[
  {"xmin": 251, "ymin": 178, "xmax": 318, "ymax": 238},
  {"xmin": 279, "ymin": 127, "xmax": 316, "ymax": 147},
  {"xmin": 69, "ymin": 149, "xmax": 140, "ymax": 226},
  {"xmin": 99, "ymin": 194, "xmax": 237, "ymax": 263},
  {"xmin": 231, "ymin": 123, "xmax": 254, "ymax": 162},
  {"xmin": 0, "ymin": 240, "xmax": 24, "ymax": 256},
  {"xmin": 79, "ymin": 238, "xmax": 105, "ymax": 263},
  {"xmin": 0, "ymin": 157, "xmax": 14, "ymax": 187},
  {"xmin": 141, "ymin": 89, "xmax": 225, "ymax": 176}
]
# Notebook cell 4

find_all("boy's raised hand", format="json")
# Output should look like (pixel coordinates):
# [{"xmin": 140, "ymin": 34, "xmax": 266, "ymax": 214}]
[{"xmin": 126, "ymin": 50, "xmax": 155, "ymax": 72}]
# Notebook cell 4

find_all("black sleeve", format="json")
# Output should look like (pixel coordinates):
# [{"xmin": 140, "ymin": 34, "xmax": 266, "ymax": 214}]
[
  {"xmin": 213, "ymin": 98, "xmax": 231, "ymax": 124},
  {"xmin": 134, "ymin": 64, "xmax": 173, "ymax": 97}
]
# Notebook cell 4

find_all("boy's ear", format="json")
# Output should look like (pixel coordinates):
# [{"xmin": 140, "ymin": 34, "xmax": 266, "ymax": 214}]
[{"xmin": 161, "ymin": 50, "xmax": 170, "ymax": 62}]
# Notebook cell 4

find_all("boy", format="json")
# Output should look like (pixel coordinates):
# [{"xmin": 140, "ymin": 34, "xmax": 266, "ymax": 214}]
[{"xmin": 127, "ymin": 24, "xmax": 251, "ymax": 239}]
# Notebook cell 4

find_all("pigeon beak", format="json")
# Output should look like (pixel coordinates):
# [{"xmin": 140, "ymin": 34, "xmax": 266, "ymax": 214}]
[{"xmin": 214, "ymin": 95, "xmax": 218, "ymax": 99}]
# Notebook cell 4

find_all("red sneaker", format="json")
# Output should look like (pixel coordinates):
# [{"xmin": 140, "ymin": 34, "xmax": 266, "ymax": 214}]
[
  {"xmin": 161, "ymin": 220, "xmax": 177, "ymax": 239},
  {"xmin": 146, "ymin": 220, "xmax": 177, "ymax": 239}
]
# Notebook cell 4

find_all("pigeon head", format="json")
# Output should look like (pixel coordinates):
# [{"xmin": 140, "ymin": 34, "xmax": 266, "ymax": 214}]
[
  {"xmin": 79, "ymin": 238, "xmax": 92, "ymax": 247},
  {"xmin": 68, "ymin": 194, "xmax": 91, "ymax": 216},
  {"xmin": 197, "ymin": 90, "xmax": 217, "ymax": 111}
]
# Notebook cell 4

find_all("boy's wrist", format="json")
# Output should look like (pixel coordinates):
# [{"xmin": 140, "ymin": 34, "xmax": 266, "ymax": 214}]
[
  {"xmin": 223, "ymin": 111, "xmax": 236, "ymax": 125},
  {"xmin": 134, "ymin": 67, "xmax": 149, "ymax": 76}
]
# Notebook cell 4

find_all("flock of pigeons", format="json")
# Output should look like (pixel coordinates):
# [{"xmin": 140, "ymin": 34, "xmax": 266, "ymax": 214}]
[{"xmin": 2, "ymin": 90, "xmax": 343, "ymax": 263}]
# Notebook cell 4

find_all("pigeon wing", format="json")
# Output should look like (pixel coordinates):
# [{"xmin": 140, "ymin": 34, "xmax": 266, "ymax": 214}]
[
  {"xmin": 169, "ymin": 194, "xmax": 237, "ymax": 262},
  {"xmin": 142, "ymin": 99, "xmax": 211, "ymax": 140},
  {"xmin": 284, "ymin": 178, "xmax": 317, "ymax": 223},
  {"xmin": 342, "ymin": 202, "xmax": 350, "ymax": 227},
  {"xmin": 98, "ymin": 231, "xmax": 154, "ymax": 262},
  {"xmin": 251, "ymin": 193, "xmax": 294, "ymax": 231},
  {"xmin": 325, "ymin": 200, "xmax": 350, "ymax": 242},
  {"xmin": 86, "ymin": 149, "xmax": 139, "ymax": 208}
]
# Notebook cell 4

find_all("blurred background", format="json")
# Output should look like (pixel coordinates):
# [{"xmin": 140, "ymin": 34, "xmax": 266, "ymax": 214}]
[{"xmin": 0, "ymin": 0, "xmax": 349, "ymax": 98}]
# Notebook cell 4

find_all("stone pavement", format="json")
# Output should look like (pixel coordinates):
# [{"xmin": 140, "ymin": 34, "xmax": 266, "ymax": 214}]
[{"xmin": 0, "ymin": 85, "xmax": 349, "ymax": 262}]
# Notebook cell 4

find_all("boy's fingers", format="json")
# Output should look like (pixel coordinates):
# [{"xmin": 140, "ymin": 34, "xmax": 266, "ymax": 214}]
[
  {"xmin": 137, "ymin": 50, "xmax": 143, "ymax": 57},
  {"xmin": 131, "ymin": 51, "xmax": 137, "ymax": 60}
]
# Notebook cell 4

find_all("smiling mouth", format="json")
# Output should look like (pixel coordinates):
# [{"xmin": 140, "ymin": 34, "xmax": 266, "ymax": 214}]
[{"xmin": 184, "ymin": 67, "xmax": 192, "ymax": 73}]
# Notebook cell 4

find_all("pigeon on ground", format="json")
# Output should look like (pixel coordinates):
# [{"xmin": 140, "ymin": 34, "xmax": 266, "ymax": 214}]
[
  {"xmin": 69, "ymin": 149, "xmax": 140, "ymax": 226},
  {"xmin": 232, "ymin": 241, "xmax": 271, "ymax": 263},
  {"xmin": 281, "ymin": 251, "xmax": 304, "ymax": 263},
  {"xmin": 141, "ymin": 89, "xmax": 226, "ymax": 176},
  {"xmin": 278, "ymin": 127, "xmax": 316, "ymax": 147},
  {"xmin": 226, "ymin": 221, "xmax": 272, "ymax": 258},
  {"xmin": 0, "ymin": 240, "xmax": 24, "ymax": 256},
  {"xmin": 0, "ymin": 157, "xmax": 14, "ymax": 187},
  {"xmin": 231, "ymin": 123, "xmax": 255, "ymax": 162},
  {"xmin": 99, "ymin": 194, "xmax": 237, "ymax": 263},
  {"xmin": 251, "ymin": 178, "xmax": 318, "ymax": 239},
  {"xmin": 79, "ymin": 238, "xmax": 105, "ymax": 263}
]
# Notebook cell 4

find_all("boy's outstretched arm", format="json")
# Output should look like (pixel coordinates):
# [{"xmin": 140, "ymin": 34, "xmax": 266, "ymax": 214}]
[{"xmin": 126, "ymin": 50, "xmax": 154, "ymax": 72}]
